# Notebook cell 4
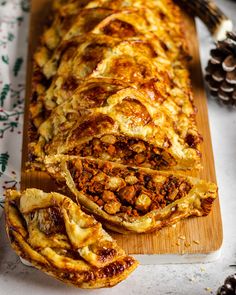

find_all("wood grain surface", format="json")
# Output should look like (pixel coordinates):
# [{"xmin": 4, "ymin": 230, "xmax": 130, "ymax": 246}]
[{"xmin": 21, "ymin": 0, "xmax": 223, "ymax": 261}]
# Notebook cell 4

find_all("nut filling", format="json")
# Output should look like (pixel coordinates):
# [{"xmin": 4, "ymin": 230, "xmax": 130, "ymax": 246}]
[
  {"xmin": 68, "ymin": 159, "xmax": 193, "ymax": 217},
  {"xmin": 70, "ymin": 135, "xmax": 176, "ymax": 170}
]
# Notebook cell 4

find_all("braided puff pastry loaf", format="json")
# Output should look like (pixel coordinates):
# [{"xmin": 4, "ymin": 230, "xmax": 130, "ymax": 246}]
[
  {"xmin": 29, "ymin": 0, "xmax": 202, "ymax": 171},
  {"xmin": 5, "ymin": 189, "xmax": 138, "ymax": 288}
]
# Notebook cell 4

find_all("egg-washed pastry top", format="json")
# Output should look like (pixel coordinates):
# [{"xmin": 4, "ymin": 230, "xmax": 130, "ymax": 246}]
[
  {"xmin": 29, "ymin": 0, "xmax": 202, "ymax": 171},
  {"xmin": 5, "ymin": 189, "xmax": 138, "ymax": 288}
]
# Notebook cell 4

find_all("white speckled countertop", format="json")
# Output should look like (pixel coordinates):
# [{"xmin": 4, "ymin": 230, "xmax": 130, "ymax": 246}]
[{"xmin": 0, "ymin": 1, "xmax": 236, "ymax": 294}]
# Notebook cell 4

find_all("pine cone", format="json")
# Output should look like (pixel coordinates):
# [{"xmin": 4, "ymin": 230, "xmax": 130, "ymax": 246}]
[
  {"xmin": 217, "ymin": 273, "xmax": 236, "ymax": 295},
  {"xmin": 206, "ymin": 32, "xmax": 236, "ymax": 107}
]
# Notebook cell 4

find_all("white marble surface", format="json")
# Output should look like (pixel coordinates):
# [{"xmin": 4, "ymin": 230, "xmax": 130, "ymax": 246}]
[{"xmin": 1, "ymin": 1, "xmax": 236, "ymax": 294}]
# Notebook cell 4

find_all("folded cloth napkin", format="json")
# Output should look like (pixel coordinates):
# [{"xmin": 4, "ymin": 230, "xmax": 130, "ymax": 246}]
[{"xmin": 0, "ymin": 0, "xmax": 29, "ymax": 218}]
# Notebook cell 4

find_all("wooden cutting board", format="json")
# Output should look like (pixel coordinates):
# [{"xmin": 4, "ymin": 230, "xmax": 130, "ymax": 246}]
[{"xmin": 21, "ymin": 0, "xmax": 223, "ymax": 264}]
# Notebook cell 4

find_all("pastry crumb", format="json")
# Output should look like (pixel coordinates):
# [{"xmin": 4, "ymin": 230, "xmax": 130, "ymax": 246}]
[
  {"xmin": 188, "ymin": 276, "xmax": 196, "ymax": 282},
  {"xmin": 193, "ymin": 240, "xmax": 200, "ymax": 245},
  {"xmin": 178, "ymin": 235, "xmax": 186, "ymax": 240},
  {"xmin": 200, "ymin": 267, "xmax": 206, "ymax": 272},
  {"xmin": 184, "ymin": 241, "xmax": 191, "ymax": 247}
]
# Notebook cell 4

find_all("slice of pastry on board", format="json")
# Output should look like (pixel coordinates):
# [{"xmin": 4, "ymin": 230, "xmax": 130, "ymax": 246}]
[
  {"xmin": 45, "ymin": 155, "xmax": 217, "ymax": 234},
  {"xmin": 5, "ymin": 189, "xmax": 138, "ymax": 289}
]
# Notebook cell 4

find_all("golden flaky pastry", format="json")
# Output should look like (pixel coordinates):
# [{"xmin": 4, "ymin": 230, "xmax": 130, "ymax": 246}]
[
  {"xmin": 29, "ymin": 0, "xmax": 202, "ymax": 171},
  {"xmin": 5, "ymin": 189, "xmax": 138, "ymax": 288},
  {"xmin": 45, "ymin": 155, "xmax": 217, "ymax": 234}
]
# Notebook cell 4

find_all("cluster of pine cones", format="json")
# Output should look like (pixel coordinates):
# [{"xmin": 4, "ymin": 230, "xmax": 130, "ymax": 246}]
[
  {"xmin": 176, "ymin": 0, "xmax": 236, "ymax": 107},
  {"xmin": 206, "ymin": 32, "xmax": 236, "ymax": 107}
]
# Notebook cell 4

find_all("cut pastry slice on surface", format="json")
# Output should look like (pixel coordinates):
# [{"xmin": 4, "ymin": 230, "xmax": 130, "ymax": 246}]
[
  {"xmin": 45, "ymin": 155, "xmax": 217, "ymax": 234},
  {"xmin": 5, "ymin": 189, "xmax": 138, "ymax": 288}
]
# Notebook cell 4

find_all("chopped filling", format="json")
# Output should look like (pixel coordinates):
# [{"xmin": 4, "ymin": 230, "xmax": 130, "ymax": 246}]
[
  {"xmin": 74, "ymin": 135, "xmax": 175, "ymax": 170},
  {"xmin": 68, "ymin": 159, "xmax": 193, "ymax": 217}
]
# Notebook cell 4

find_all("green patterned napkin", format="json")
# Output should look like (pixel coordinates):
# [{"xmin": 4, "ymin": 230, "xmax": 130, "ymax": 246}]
[{"xmin": 0, "ymin": 0, "xmax": 29, "ymax": 217}]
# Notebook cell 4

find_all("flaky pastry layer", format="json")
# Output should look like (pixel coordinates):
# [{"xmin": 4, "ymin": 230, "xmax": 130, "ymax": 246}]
[{"xmin": 5, "ymin": 189, "xmax": 138, "ymax": 288}]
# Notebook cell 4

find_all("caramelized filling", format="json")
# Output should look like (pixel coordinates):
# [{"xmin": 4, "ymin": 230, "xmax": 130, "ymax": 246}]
[
  {"xmin": 71, "ymin": 135, "xmax": 175, "ymax": 170},
  {"xmin": 68, "ymin": 159, "xmax": 192, "ymax": 217}
]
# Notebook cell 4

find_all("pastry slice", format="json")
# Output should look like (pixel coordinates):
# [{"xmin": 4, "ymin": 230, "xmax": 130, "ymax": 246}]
[
  {"xmin": 30, "ymin": 84, "xmax": 200, "ymax": 171},
  {"xmin": 45, "ymin": 155, "xmax": 217, "ymax": 234},
  {"xmin": 5, "ymin": 189, "xmax": 138, "ymax": 288}
]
